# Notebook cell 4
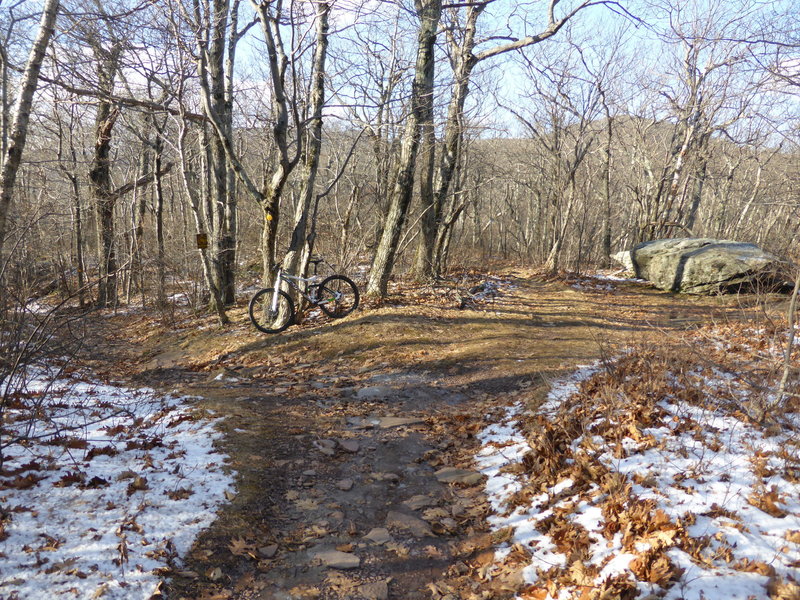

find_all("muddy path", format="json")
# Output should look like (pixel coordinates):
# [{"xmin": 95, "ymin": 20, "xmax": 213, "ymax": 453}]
[{"xmin": 77, "ymin": 271, "xmax": 756, "ymax": 600}]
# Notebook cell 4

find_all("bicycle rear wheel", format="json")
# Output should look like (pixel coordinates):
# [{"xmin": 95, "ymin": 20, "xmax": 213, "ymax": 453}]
[
  {"xmin": 249, "ymin": 288, "xmax": 295, "ymax": 333},
  {"xmin": 317, "ymin": 275, "xmax": 359, "ymax": 318}
]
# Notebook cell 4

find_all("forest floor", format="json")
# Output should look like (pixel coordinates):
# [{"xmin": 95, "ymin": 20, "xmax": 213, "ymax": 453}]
[
  {"xmin": 9, "ymin": 267, "xmax": 795, "ymax": 600},
  {"xmin": 64, "ymin": 266, "xmax": 788, "ymax": 600}
]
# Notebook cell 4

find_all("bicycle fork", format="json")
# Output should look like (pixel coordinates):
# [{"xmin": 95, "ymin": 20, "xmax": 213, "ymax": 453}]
[{"xmin": 271, "ymin": 268, "xmax": 282, "ymax": 313}]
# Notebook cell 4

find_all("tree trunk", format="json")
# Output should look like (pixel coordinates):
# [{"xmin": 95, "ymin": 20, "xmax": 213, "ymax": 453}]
[
  {"xmin": 127, "ymin": 132, "xmax": 150, "ymax": 305},
  {"xmin": 414, "ymin": 4, "xmax": 483, "ymax": 280},
  {"xmin": 203, "ymin": 0, "xmax": 236, "ymax": 305},
  {"xmin": 176, "ymin": 119, "xmax": 229, "ymax": 325},
  {"xmin": 410, "ymin": 111, "xmax": 436, "ymax": 281},
  {"xmin": 153, "ymin": 129, "xmax": 167, "ymax": 308},
  {"xmin": 0, "ymin": 0, "xmax": 60, "ymax": 260},
  {"xmin": 71, "ymin": 174, "xmax": 85, "ymax": 308},
  {"xmin": 684, "ymin": 155, "xmax": 708, "ymax": 233},
  {"xmin": 280, "ymin": 2, "xmax": 330, "ymax": 295},
  {"xmin": 366, "ymin": 0, "xmax": 442, "ymax": 297},
  {"xmin": 91, "ymin": 100, "xmax": 119, "ymax": 308},
  {"xmin": 601, "ymin": 111, "xmax": 613, "ymax": 266}
]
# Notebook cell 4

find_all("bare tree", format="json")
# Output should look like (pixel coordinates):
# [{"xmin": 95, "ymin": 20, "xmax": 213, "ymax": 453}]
[
  {"xmin": 366, "ymin": 0, "xmax": 442, "ymax": 297},
  {"xmin": 397, "ymin": 0, "xmax": 617, "ymax": 285},
  {"xmin": 0, "ymin": 0, "xmax": 60, "ymax": 261},
  {"xmin": 279, "ymin": 1, "xmax": 330, "ymax": 289}
]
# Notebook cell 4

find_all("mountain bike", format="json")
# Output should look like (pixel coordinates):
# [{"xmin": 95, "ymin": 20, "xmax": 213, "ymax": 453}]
[{"xmin": 248, "ymin": 256, "xmax": 359, "ymax": 333}]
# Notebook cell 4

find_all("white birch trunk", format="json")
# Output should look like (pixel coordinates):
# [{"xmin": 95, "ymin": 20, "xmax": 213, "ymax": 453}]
[{"xmin": 0, "ymin": 0, "xmax": 60, "ymax": 259}]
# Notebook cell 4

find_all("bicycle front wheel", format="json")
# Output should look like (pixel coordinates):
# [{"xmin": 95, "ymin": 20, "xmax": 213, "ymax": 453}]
[
  {"xmin": 249, "ymin": 288, "xmax": 295, "ymax": 333},
  {"xmin": 317, "ymin": 275, "xmax": 359, "ymax": 319}
]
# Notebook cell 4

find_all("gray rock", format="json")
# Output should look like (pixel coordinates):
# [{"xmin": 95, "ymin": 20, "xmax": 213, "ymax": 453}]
[
  {"xmin": 313, "ymin": 549, "xmax": 360, "ymax": 569},
  {"xmin": 336, "ymin": 479, "xmax": 354, "ymax": 491},
  {"xmin": 313, "ymin": 439, "xmax": 337, "ymax": 456},
  {"xmin": 356, "ymin": 386, "xmax": 395, "ymax": 400},
  {"xmin": 403, "ymin": 494, "xmax": 435, "ymax": 511},
  {"xmin": 434, "ymin": 467, "xmax": 484, "ymax": 485},
  {"xmin": 358, "ymin": 581, "xmax": 389, "ymax": 600},
  {"xmin": 385, "ymin": 511, "xmax": 433, "ymax": 537},
  {"xmin": 371, "ymin": 472, "xmax": 400, "ymax": 483},
  {"xmin": 258, "ymin": 544, "xmax": 278, "ymax": 559},
  {"xmin": 363, "ymin": 527, "xmax": 393, "ymax": 545},
  {"xmin": 338, "ymin": 439, "xmax": 360, "ymax": 453},
  {"xmin": 378, "ymin": 417, "xmax": 424, "ymax": 429},
  {"xmin": 612, "ymin": 238, "xmax": 787, "ymax": 294}
]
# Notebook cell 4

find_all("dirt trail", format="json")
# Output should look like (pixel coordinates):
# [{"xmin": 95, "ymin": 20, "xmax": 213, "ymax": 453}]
[{"xmin": 79, "ymin": 270, "xmax": 753, "ymax": 600}]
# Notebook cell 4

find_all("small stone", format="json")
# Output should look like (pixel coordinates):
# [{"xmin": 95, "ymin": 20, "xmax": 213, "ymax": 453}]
[
  {"xmin": 371, "ymin": 472, "xmax": 400, "ymax": 483},
  {"xmin": 364, "ymin": 528, "xmax": 393, "ymax": 545},
  {"xmin": 386, "ymin": 511, "xmax": 433, "ymax": 538},
  {"xmin": 303, "ymin": 470, "xmax": 317, "ymax": 476},
  {"xmin": 336, "ymin": 543, "xmax": 354, "ymax": 552},
  {"xmin": 434, "ymin": 467, "xmax": 484, "ymax": 485},
  {"xmin": 346, "ymin": 417, "xmax": 374, "ymax": 430},
  {"xmin": 338, "ymin": 439, "xmax": 360, "ymax": 453},
  {"xmin": 258, "ymin": 544, "xmax": 278, "ymax": 559},
  {"xmin": 378, "ymin": 417, "xmax": 424, "ymax": 429},
  {"xmin": 356, "ymin": 386, "xmax": 395, "ymax": 400},
  {"xmin": 313, "ymin": 439, "xmax": 337, "ymax": 456},
  {"xmin": 403, "ymin": 495, "xmax": 434, "ymax": 511},
  {"xmin": 336, "ymin": 479, "xmax": 354, "ymax": 491},
  {"xmin": 358, "ymin": 581, "xmax": 389, "ymax": 600},
  {"xmin": 314, "ymin": 549, "xmax": 360, "ymax": 569}
]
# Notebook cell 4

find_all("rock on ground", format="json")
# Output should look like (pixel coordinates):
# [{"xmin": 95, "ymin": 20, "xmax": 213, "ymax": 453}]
[
  {"xmin": 612, "ymin": 238, "xmax": 788, "ymax": 294},
  {"xmin": 313, "ymin": 549, "xmax": 361, "ymax": 569}
]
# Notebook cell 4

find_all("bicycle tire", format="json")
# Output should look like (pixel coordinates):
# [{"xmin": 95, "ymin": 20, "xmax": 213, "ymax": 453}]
[
  {"xmin": 317, "ymin": 275, "xmax": 359, "ymax": 319},
  {"xmin": 249, "ymin": 288, "xmax": 295, "ymax": 333}
]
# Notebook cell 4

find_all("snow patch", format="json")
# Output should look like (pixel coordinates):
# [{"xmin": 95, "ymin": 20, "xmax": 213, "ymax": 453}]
[{"xmin": 0, "ymin": 368, "xmax": 235, "ymax": 599}]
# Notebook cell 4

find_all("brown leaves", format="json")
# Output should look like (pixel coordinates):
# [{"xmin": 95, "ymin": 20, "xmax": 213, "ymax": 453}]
[
  {"xmin": 85, "ymin": 445, "xmax": 118, "ymax": 461},
  {"xmin": 545, "ymin": 518, "xmax": 591, "ymax": 558},
  {"xmin": 45, "ymin": 436, "xmax": 88, "ymax": 449},
  {"xmin": 768, "ymin": 576, "xmax": 800, "ymax": 600},
  {"xmin": 126, "ymin": 475, "xmax": 149, "ymax": 495},
  {"xmin": 629, "ymin": 548, "xmax": 682, "ymax": 585},
  {"xmin": 1, "ymin": 473, "xmax": 45, "ymax": 490},
  {"xmin": 748, "ymin": 487, "xmax": 789, "ymax": 518},
  {"xmin": 54, "ymin": 471, "xmax": 86, "ymax": 487},
  {"xmin": 785, "ymin": 530, "xmax": 800, "ymax": 544},
  {"xmin": 733, "ymin": 557, "xmax": 776, "ymax": 577},
  {"xmin": 228, "ymin": 536, "xmax": 258, "ymax": 560},
  {"xmin": 165, "ymin": 487, "xmax": 194, "ymax": 500}
]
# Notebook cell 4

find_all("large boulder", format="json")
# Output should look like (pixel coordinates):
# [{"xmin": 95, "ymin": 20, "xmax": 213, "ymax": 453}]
[{"xmin": 612, "ymin": 238, "xmax": 788, "ymax": 294}]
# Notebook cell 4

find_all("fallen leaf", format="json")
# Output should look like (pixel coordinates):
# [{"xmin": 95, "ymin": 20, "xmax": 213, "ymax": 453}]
[{"xmin": 228, "ymin": 537, "xmax": 258, "ymax": 559}]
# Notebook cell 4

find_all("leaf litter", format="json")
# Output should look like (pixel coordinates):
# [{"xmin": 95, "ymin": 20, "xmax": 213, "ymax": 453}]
[
  {"xmin": 0, "ymin": 366, "xmax": 234, "ymax": 599},
  {"xmin": 477, "ymin": 323, "xmax": 800, "ymax": 600}
]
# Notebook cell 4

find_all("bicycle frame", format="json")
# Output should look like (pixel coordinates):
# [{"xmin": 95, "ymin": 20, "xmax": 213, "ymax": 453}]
[{"xmin": 271, "ymin": 268, "xmax": 321, "ymax": 311}]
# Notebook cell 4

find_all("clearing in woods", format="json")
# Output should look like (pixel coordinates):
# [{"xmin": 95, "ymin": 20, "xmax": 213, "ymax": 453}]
[{"xmin": 76, "ymin": 269, "xmax": 763, "ymax": 599}]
